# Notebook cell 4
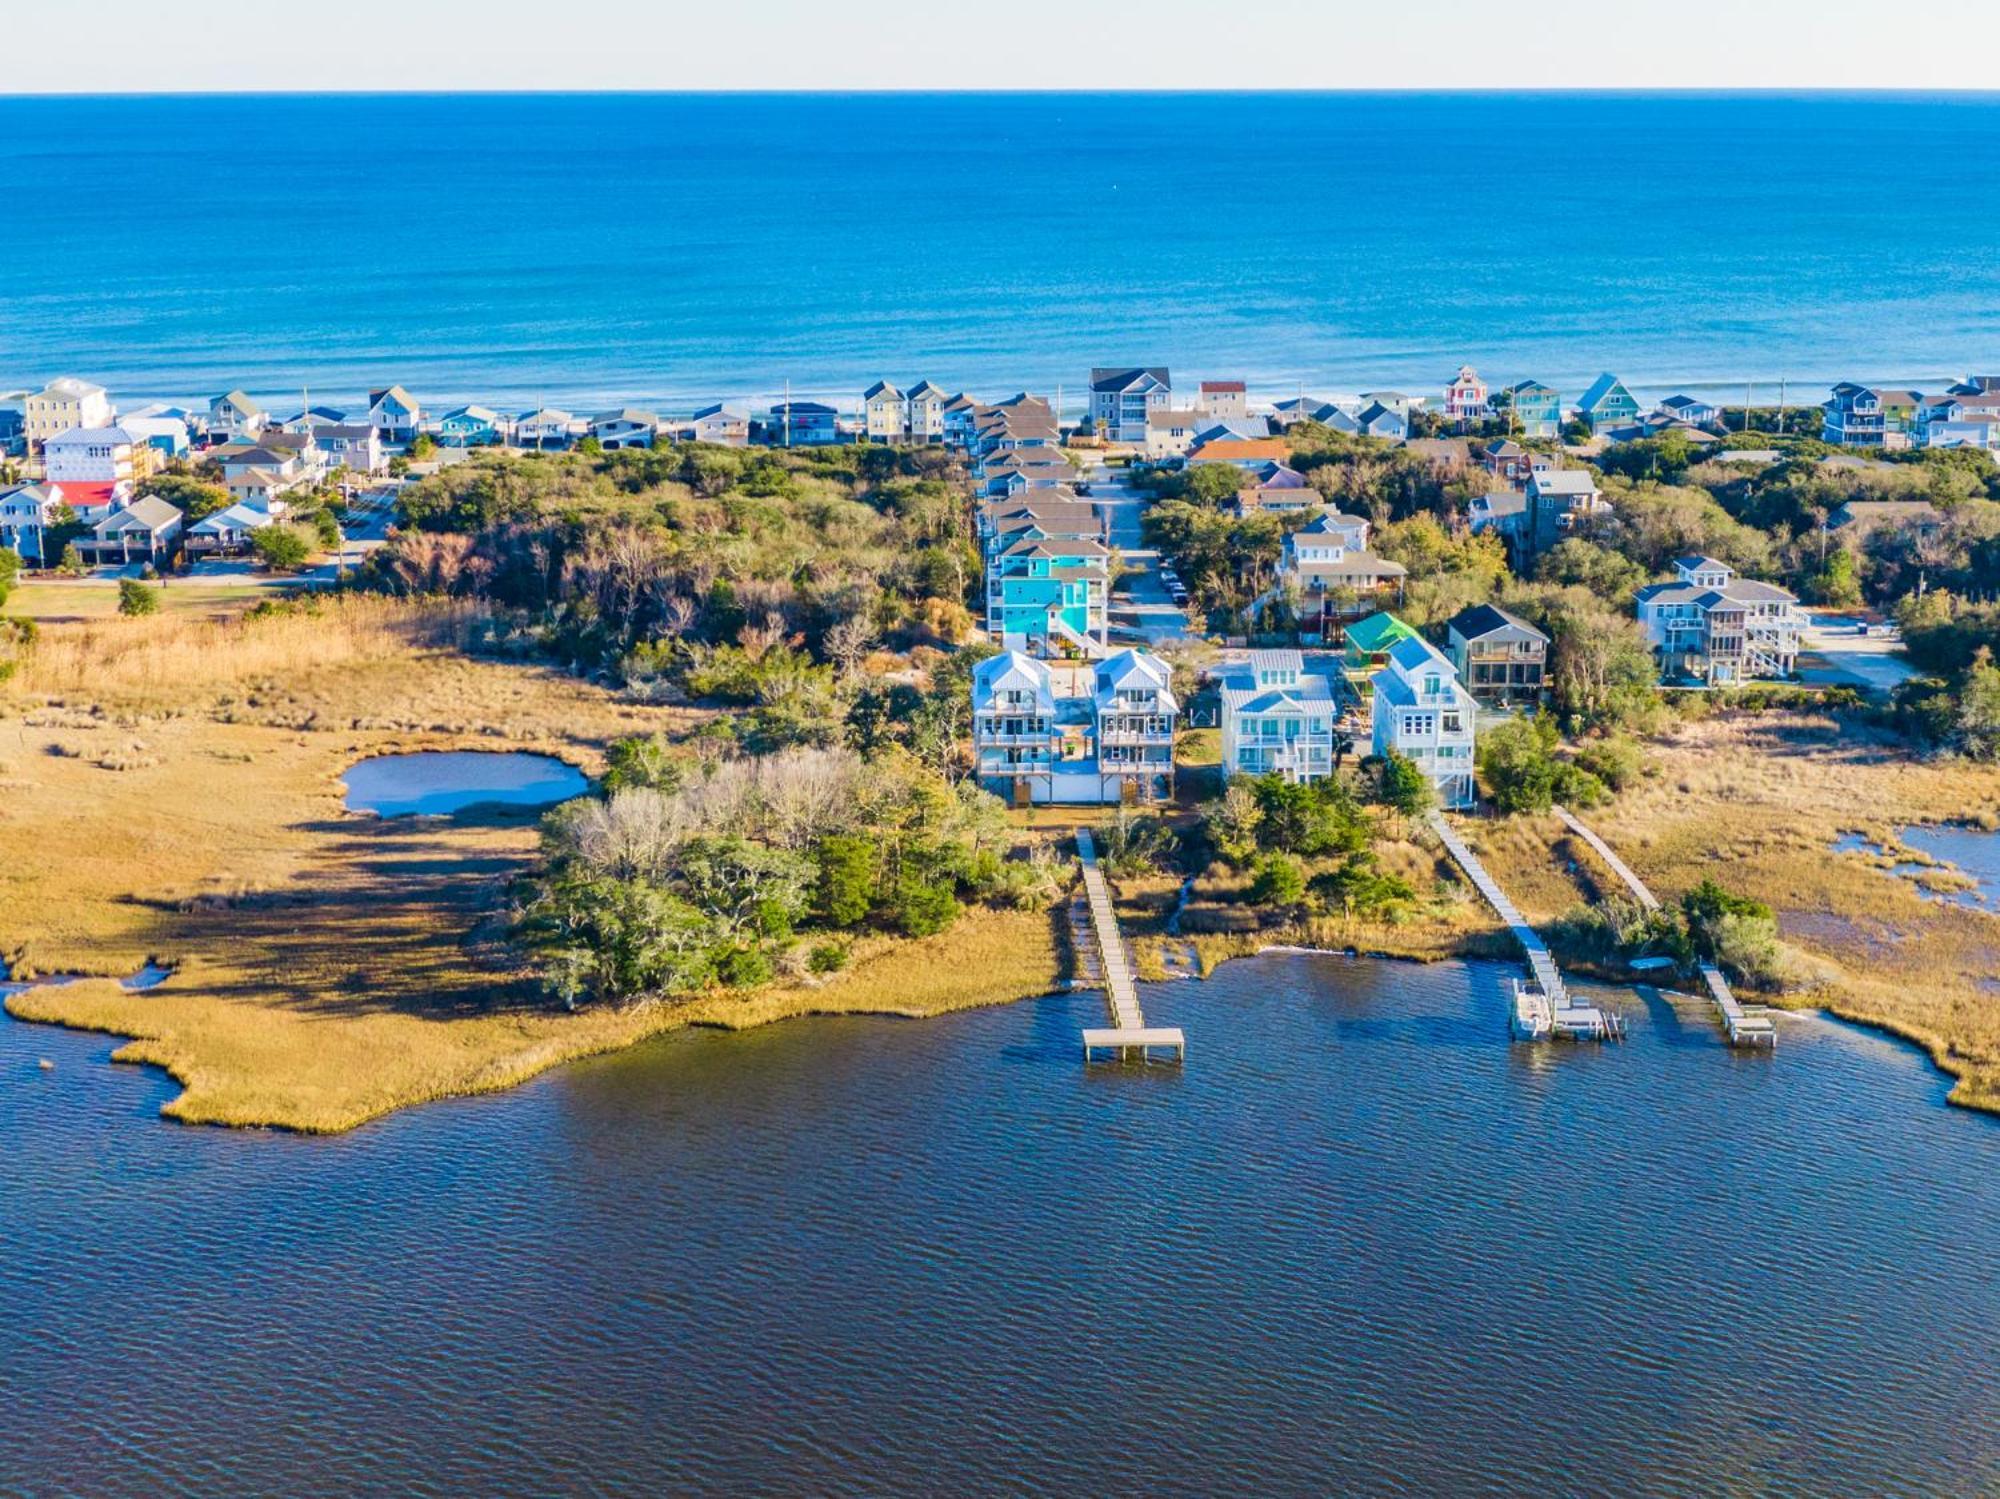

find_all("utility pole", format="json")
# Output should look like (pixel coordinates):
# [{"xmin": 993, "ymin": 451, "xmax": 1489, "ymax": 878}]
[{"xmin": 1778, "ymin": 377, "xmax": 1787, "ymax": 436}]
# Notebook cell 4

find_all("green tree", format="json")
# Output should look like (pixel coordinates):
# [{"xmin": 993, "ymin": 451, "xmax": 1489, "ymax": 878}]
[
  {"xmin": 0, "ymin": 546, "xmax": 19, "ymax": 607},
  {"xmin": 1249, "ymin": 852, "xmax": 1306, "ymax": 906},
  {"xmin": 57, "ymin": 542, "xmax": 85, "ymax": 576},
  {"xmin": 116, "ymin": 578, "xmax": 160, "ymax": 616},
  {"xmin": 1956, "ymin": 647, "xmax": 2000, "ymax": 760},
  {"xmin": 1478, "ymin": 716, "xmax": 1561, "ymax": 814},
  {"xmin": 1379, "ymin": 751, "xmax": 1434, "ymax": 815},
  {"xmin": 136, "ymin": 473, "xmax": 230, "ymax": 522},
  {"xmin": 814, "ymin": 834, "xmax": 881, "ymax": 928},
  {"xmin": 1805, "ymin": 548, "xmax": 1863, "ymax": 607},
  {"xmin": 252, "ymin": 524, "xmax": 314, "ymax": 571},
  {"xmin": 602, "ymin": 733, "xmax": 686, "ymax": 793}
]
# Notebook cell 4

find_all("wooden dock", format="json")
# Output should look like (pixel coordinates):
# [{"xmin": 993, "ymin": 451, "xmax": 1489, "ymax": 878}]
[
  {"xmin": 1553, "ymin": 805, "xmax": 1777, "ymax": 1049},
  {"xmin": 1426, "ymin": 811, "xmax": 1622, "ymax": 1043},
  {"xmin": 1075, "ymin": 829, "xmax": 1185, "ymax": 1064}
]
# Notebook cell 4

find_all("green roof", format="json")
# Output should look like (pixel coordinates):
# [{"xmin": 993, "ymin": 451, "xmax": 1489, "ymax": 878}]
[{"xmin": 1343, "ymin": 611, "xmax": 1419, "ymax": 653}]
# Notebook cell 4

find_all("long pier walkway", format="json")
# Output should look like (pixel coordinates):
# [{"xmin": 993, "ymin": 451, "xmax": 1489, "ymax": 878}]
[
  {"xmin": 1426, "ymin": 811, "xmax": 1621, "ymax": 1042},
  {"xmin": 1075, "ymin": 830, "xmax": 1185, "ymax": 1064},
  {"xmin": 1553, "ymin": 805, "xmax": 1777, "ymax": 1049}
]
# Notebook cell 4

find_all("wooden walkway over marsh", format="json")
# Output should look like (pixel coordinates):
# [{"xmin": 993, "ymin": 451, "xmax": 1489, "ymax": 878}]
[
  {"xmin": 1075, "ymin": 830, "xmax": 1184, "ymax": 1065},
  {"xmin": 1553, "ymin": 806, "xmax": 1777, "ymax": 1050},
  {"xmin": 1427, "ymin": 811, "xmax": 1622, "ymax": 1043}
]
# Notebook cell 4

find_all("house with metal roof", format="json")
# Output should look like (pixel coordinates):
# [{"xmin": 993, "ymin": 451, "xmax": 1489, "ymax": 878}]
[
  {"xmin": 1371, "ymin": 634, "xmax": 1479, "ymax": 808},
  {"xmin": 1274, "ymin": 510, "xmax": 1406, "ymax": 637},
  {"xmin": 1354, "ymin": 400, "xmax": 1410, "ymax": 442},
  {"xmin": 984, "ymin": 534, "xmax": 1109, "ymax": 657},
  {"xmin": 1577, "ymin": 373, "xmax": 1640, "ymax": 434},
  {"xmin": 77, "ymin": 494, "xmax": 184, "ymax": 566},
  {"xmin": 1218, "ymin": 649, "xmax": 1347, "ymax": 784},
  {"xmin": 970, "ymin": 648, "xmax": 1178, "ymax": 805}
]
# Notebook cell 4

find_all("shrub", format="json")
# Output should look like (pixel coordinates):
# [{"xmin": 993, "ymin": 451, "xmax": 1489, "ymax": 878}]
[
  {"xmin": 807, "ymin": 941, "xmax": 850, "ymax": 975},
  {"xmin": 252, "ymin": 524, "xmax": 314, "ymax": 571},
  {"xmin": 116, "ymin": 578, "xmax": 160, "ymax": 616},
  {"xmin": 887, "ymin": 873, "xmax": 959, "ymax": 937},
  {"xmin": 814, "ymin": 834, "xmax": 881, "ymax": 928},
  {"xmin": 1249, "ymin": 852, "xmax": 1306, "ymax": 906},
  {"xmin": 1379, "ymin": 751, "xmax": 1434, "ymax": 815}
]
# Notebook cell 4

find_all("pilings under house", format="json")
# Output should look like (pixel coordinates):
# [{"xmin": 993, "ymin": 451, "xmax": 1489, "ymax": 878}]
[
  {"xmin": 1553, "ymin": 806, "xmax": 1778, "ymax": 1050},
  {"xmin": 1426, "ymin": 811, "xmax": 1625, "ymax": 1043},
  {"xmin": 1075, "ymin": 829, "xmax": 1185, "ymax": 1065}
]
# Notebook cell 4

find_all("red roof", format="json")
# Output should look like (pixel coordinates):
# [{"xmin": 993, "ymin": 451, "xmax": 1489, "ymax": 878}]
[
  {"xmin": 57, "ymin": 481, "xmax": 128, "ymax": 511},
  {"xmin": 1200, "ymin": 380, "xmax": 1246, "ymax": 393},
  {"xmin": 1189, "ymin": 438, "xmax": 1288, "ymax": 463}
]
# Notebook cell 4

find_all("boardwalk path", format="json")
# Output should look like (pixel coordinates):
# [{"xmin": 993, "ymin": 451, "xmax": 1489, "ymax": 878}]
[
  {"xmin": 1553, "ymin": 806, "xmax": 1776, "ymax": 1049},
  {"xmin": 1076, "ymin": 830, "xmax": 1184, "ymax": 1062}
]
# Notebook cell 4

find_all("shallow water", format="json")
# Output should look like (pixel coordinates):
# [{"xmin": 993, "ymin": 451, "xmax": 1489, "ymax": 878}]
[
  {"xmin": 1838, "ymin": 824, "xmax": 2000, "ymax": 911},
  {"xmin": 340, "ymin": 750, "xmax": 588, "ymax": 817},
  {"xmin": 3, "ymin": 951, "xmax": 1995, "ymax": 1495}
]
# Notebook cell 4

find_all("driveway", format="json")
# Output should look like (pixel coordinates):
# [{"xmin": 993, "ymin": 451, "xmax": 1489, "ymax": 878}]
[
  {"xmin": 1797, "ymin": 611, "xmax": 1918, "ymax": 694},
  {"xmin": 1082, "ymin": 461, "xmax": 1191, "ymax": 646}
]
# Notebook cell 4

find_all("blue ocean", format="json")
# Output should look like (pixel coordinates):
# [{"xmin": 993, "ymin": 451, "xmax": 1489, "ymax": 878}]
[{"xmin": 2, "ymin": 91, "xmax": 1997, "ymax": 414}]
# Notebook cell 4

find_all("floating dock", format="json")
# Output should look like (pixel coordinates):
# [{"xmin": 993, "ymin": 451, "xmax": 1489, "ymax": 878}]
[
  {"xmin": 1553, "ymin": 805, "xmax": 1777, "ymax": 1049},
  {"xmin": 1426, "ymin": 811, "xmax": 1623, "ymax": 1043},
  {"xmin": 1075, "ymin": 829, "xmax": 1185, "ymax": 1064}
]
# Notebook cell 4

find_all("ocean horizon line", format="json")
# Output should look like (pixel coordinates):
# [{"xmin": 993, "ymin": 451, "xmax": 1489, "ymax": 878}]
[{"xmin": 8, "ymin": 86, "xmax": 2000, "ymax": 101}]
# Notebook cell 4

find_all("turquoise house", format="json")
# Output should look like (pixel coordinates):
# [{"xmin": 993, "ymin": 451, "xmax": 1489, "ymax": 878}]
[
  {"xmin": 438, "ymin": 404, "xmax": 506, "ymax": 447},
  {"xmin": 1577, "ymin": 373, "xmax": 1640, "ymax": 433},
  {"xmin": 985, "ymin": 537, "xmax": 1108, "ymax": 654},
  {"xmin": 1504, "ymin": 380, "xmax": 1563, "ymax": 438}
]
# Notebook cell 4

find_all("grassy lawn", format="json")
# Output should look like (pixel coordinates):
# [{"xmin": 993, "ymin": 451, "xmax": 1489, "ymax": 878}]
[{"xmin": 7, "ymin": 577, "xmax": 290, "ymax": 621}]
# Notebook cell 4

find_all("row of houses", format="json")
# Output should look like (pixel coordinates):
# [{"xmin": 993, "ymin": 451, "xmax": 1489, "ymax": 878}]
[{"xmin": 1822, "ymin": 377, "xmax": 2000, "ymax": 453}]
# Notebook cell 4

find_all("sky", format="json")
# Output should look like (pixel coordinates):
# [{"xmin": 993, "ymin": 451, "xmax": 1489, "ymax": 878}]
[{"xmin": 8, "ymin": 0, "xmax": 2000, "ymax": 93}]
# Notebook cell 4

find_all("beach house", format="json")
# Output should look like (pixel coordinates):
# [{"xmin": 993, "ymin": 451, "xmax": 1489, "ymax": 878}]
[
  {"xmin": 207, "ymin": 390, "xmax": 267, "ymax": 442},
  {"xmin": 1090, "ymin": 367, "xmax": 1172, "ymax": 445},
  {"xmin": 1634, "ymin": 555, "xmax": 1804, "ymax": 686},
  {"xmin": 984, "ymin": 535, "xmax": 1109, "ymax": 656},
  {"xmin": 768, "ymin": 400, "xmax": 843, "ymax": 446},
  {"xmin": 0, "ymin": 482, "xmax": 65, "ymax": 563},
  {"xmin": 1447, "ymin": 604, "xmax": 1550, "ymax": 709},
  {"xmin": 1822, "ymin": 383, "xmax": 1921, "ymax": 449},
  {"xmin": 862, "ymin": 382, "xmax": 908, "ymax": 442},
  {"xmin": 1218, "ymin": 649, "xmax": 1346, "ymax": 784},
  {"xmin": 42, "ymin": 426, "xmax": 141, "ymax": 487},
  {"xmin": 187, "ymin": 501, "xmax": 279, "ymax": 556},
  {"xmin": 691, "ymin": 403, "xmax": 751, "ymax": 447},
  {"xmin": 1197, "ymin": 380, "xmax": 1249, "ymax": 421},
  {"xmin": 121, "ymin": 406, "xmax": 193, "ymax": 459},
  {"xmin": 77, "ymin": 494, "xmax": 183, "ymax": 567},
  {"xmin": 1144, "ymin": 409, "xmax": 1211, "ymax": 460},
  {"xmin": 1577, "ymin": 373, "xmax": 1640, "ymax": 434},
  {"xmin": 1522, "ymin": 467, "xmax": 1608, "ymax": 556},
  {"xmin": 1186, "ymin": 434, "xmax": 1290, "ymax": 469},
  {"xmin": 1371, "ymin": 634, "xmax": 1479, "ymax": 809},
  {"xmin": 1234, "ymin": 461, "xmax": 1317, "ymax": 515},
  {"xmin": 1913, "ymin": 389, "xmax": 2000, "ymax": 452},
  {"xmin": 514, "ymin": 408, "xmax": 578, "ymax": 450},
  {"xmin": 905, "ymin": 381, "xmax": 948, "ymax": 442},
  {"xmin": 1340, "ymin": 611, "xmax": 1422, "ymax": 688},
  {"xmin": 970, "ymin": 648, "xmax": 1178, "ymax": 806},
  {"xmin": 438, "ymin": 405, "xmax": 508, "ymax": 447},
  {"xmin": 1275, "ymin": 510, "xmax": 1406, "ymax": 635},
  {"xmin": 1444, "ymin": 366, "xmax": 1488, "ymax": 427},
  {"xmin": 365, "ymin": 385, "xmax": 423, "ymax": 444},
  {"xmin": 1501, "ymin": 380, "xmax": 1562, "ymax": 439},
  {"xmin": 1354, "ymin": 400, "xmax": 1410, "ymax": 442},
  {"xmin": 1658, "ymin": 394, "xmax": 1720, "ymax": 428},
  {"xmin": 26, "ymin": 378, "xmax": 114, "ymax": 453},
  {"xmin": 588, "ymin": 410, "xmax": 660, "ymax": 450}
]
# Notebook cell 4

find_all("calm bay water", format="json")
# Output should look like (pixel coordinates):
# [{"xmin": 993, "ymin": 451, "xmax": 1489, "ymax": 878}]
[
  {"xmin": 3, "ymin": 951, "xmax": 1996, "ymax": 1495},
  {"xmin": 2, "ymin": 92, "xmax": 1999, "ymax": 412}
]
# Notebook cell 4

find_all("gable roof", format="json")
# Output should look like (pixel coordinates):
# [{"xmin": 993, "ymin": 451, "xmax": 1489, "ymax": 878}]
[
  {"xmin": 368, "ymin": 384, "xmax": 419, "ymax": 413},
  {"xmin": 1578, "ymin": 372, "xmax": 1635, "ymax": 413},
  {"xmin": 863, "ymin": 380, "xmax": 903, "ymax": 402},
  {"xmin": 1343, "ymin": 611, "xmax": 1420, "ymax": 653},
  {"xmin": 102, "ymin": 495, "xmax": 182, "ymax": 532},
  {"xmin": 1091, "ymin": 366, "xmax": 1171, "ymax": 394},
  {"xmin": 212, "ymin": 389, "xmax": 264, "ymax": 418},
  {"xmin": 1450, "ymin": 603, "xmax": 1547, "ymax": 644}
]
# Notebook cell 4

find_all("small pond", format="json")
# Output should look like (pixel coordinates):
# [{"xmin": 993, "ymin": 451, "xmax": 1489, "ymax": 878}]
[
  {"xmin": 341, "ymin": 751, "xmax": 589, "ymax": 818},
  {"xmin": 1835, "ymin": 824, "xmax": 2000, "ymax": 911}
]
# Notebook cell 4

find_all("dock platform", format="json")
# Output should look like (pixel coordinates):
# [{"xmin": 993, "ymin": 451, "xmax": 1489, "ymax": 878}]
[
  {"xmin": 1553, "ymin": 805, "xmax": 1776, "ymax": 1049},
  {"xmin": 1427, "ymin": 812, "xmax": 1622, "ymax": 1043},
  {"xmin": 1075, "ymin": 829, "xmax": 1184, "ymax": 1065}
]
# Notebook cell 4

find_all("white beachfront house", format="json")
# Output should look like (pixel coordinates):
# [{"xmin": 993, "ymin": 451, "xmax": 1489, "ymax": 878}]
[
  {"xmin": 0, "ymin": 481, "xmax": 65, "ymax": 563},
  {"xmin": 970, "ymin": 648, "xmax": 1178, "ymax": 806},
  {"xmin": 25, "ymin": 377, "xmax": 113, "ymax": 452},
  {"xmin": 1218, "ymin": 649, "xmax": 1346, "ymax": 784},
  {"xmin": 1633, "ymin": 555, "xmax": 1804, "ymax": 686},
  {"xmin": 691, "ymin": 403, "xmax": 751, "ymax": 446},
  {"xmin": 1371, "ymin": 634, "xmax": 1478, "ymax": 809},
  {"xmin": 42, "ymin": 425, "xmax": 138, "ymax": 486}
]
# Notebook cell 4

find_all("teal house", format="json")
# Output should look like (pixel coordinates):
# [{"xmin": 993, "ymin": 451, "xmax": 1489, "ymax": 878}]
[
  {"xmin": 1504, "ymin": 380, "xmax": 1563, "ymax": 438},
  {"xmin": 1577, "ymin": 373, "xmax": 1640, "ymax": 433},
  {"xmin": 437, "ymin": 404, "xmax": 506, "ymax": 447},
  {"xmin": 985, "ymin": 536, "xmax": 1109, "ymax": 655}
]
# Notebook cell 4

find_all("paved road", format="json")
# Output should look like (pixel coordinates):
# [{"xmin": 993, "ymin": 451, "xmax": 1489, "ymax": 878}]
[{"xmin": 1083, "ymin": 461, "xmax": 1190, "ymax": 646}]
